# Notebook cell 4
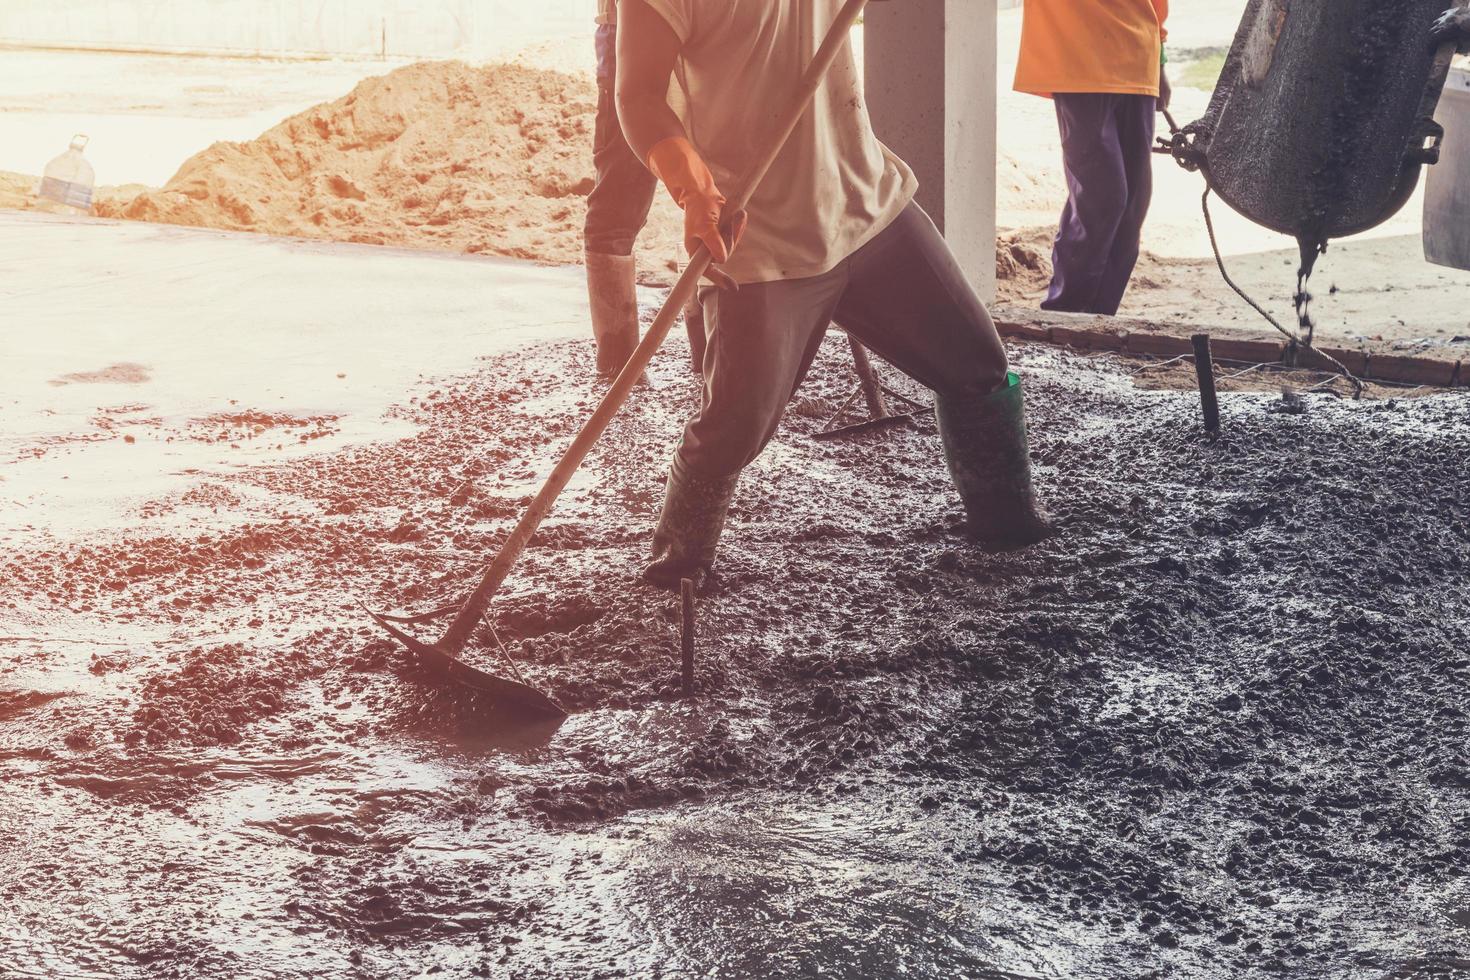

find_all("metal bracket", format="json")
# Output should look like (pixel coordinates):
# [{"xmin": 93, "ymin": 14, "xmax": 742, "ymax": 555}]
[
  {"xmin": 1409, "ymin": 119, "xmax": 1446, "ymax": 166},
  {"xmin": 1153, "ymin": 109, "xmax": 1210, "ymax": 174}
]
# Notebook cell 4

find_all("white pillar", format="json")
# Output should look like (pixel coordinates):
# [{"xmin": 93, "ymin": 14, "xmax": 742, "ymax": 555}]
[{"xmin": 864, "ymin": 1, "xmax": 998, "ymax": 303}]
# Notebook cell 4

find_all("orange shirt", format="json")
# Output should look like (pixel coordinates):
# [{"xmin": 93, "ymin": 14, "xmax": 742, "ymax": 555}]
[{"xmin": 1014, "ymin": 0, "xmax": 1169, "ymax": 98}]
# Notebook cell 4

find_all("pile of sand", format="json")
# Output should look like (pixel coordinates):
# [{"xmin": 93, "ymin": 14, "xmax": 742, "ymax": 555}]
[
  {"xmin": 5, "ymin": 58, "xmax": 1070, "ymax": 302},
  {"xmin": 994, "ymin": 226, "xmax": 1054, "ymax": 303},
  {"xmin": 92, "ymin": 60, "xmax": 687, "ymax": 277},
  {"xmin": 0, "ymin": 171, "xmax": 35, "ymax": 209},
  {"xmin": 0, "ymin": 171, "xmax": 141, "ymax": 214}
]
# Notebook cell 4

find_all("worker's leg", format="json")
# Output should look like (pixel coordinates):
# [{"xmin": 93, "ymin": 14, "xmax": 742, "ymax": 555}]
[
  {"xmin": 834, "ymin": 203, "xmax": 1053, "ymax": 546},
  {"xmin": 1092, "ymin": 95, "xmax": 1157, "ymax": 316},
  {"xmin": 1041, "ymin": 93, "xmax": 1130, "ymax": 315},
  {"xmin": 833, "ymin": 205, "xmax": 1008, "ymax": 394},
  {"xmin": 644, "ymin": 271, "xmax": 846, "ymax": 589},
  {"xmin": 583, "ymin": 23, "xmax": 658, "ymax": 377},
  {"xmin": 683, "ymin": 274, "xmax": 708, "ymax": 374}
]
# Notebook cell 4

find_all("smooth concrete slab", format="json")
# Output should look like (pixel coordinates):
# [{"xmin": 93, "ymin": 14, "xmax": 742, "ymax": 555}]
[{"xmin": 0, "ymin": 211, "xmax": 598, "ymax": 538}]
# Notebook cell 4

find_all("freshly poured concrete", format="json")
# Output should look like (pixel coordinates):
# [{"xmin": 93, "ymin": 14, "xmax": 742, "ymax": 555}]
[{"xmin": 3, "ymin": 204, "xmax": 1469, "ymax": 980}]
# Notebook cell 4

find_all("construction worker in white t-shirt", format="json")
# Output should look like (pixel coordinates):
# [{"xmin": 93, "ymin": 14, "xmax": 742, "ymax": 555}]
[
  {"xmin": 584, "ymin": 0, "xmax": 706, "ymax": 377},
  {"xmin": 615, "ymin": 0, "xmax": 1055, "ymax": 590}
]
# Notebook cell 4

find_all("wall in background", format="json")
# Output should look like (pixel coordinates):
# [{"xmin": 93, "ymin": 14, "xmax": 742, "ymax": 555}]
[{"xmin": 0, "ymin": 0, "xmax": 586, "ymax": 60}]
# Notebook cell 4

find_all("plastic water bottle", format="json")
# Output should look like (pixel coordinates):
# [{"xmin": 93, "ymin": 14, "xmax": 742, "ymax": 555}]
[{"xmin": 35, "ymin": 135, "xmax": 95, "ymax": 213}]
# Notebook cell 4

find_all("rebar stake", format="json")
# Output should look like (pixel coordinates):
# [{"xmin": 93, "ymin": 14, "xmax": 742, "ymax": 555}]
[
  {"xmin": 1191, "ymin": 333, "xmax": 1221, "ymax": 435},
  {"xmin": 848, "ymin": 337, "xmax": 889, "ymax": 420},
  {"xmin": 680, "ymin": 578, "xmax": 696, "ymax": 697}
]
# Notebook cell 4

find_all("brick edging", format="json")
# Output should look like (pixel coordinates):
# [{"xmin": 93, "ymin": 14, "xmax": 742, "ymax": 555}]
[{"xmin": 992, "ymin": 309, "xmax": 1466, "ymax": 388}]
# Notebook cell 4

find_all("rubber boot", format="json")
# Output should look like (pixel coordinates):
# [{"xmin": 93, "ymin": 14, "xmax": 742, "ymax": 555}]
[
  {"xmin": 935, "ymin": 371, "xmax": 1056, "ymax": 548},
  {"xmin": 586, "ymin": 249, "xmax": 639, "ymax": 378},
  {"xmin": 683, "ymin": 292, "xmax": 708, "ymax": 375},
  {"xmin": 642, "ymin": 456, "xmax": 738, "ymax": 591}
]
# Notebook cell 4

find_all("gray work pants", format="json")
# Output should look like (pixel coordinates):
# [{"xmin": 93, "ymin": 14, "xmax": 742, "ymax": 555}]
[{"xmin": 677, "ymin": 202, "xmax": 1010, "ymax": 480}]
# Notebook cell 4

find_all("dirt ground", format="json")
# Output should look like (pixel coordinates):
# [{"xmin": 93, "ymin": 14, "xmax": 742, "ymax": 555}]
[{"xmin": 4, "ymin": 325, "xmax": 1469, "ymax": 978}]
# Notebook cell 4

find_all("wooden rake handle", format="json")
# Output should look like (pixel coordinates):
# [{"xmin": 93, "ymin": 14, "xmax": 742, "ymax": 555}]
[{"xmin": 432, "ymin": 0, "xmax": 871, "ymax": 653}]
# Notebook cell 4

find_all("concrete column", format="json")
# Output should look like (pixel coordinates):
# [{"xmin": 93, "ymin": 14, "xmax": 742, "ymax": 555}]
[{"xmin": 863, "ymin": 1, "xmax": 997, "ymax": 302}]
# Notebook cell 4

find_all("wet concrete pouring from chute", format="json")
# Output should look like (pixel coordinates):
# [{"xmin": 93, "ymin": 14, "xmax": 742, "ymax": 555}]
[{"xmin": 2, "ymin": 330, "xmax": 1469, "ymax": 979}]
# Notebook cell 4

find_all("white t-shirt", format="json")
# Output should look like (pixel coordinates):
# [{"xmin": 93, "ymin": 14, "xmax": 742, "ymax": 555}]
[{"xmin": 639, "ymin": 0, "xmax": 918, "ymax": 284}]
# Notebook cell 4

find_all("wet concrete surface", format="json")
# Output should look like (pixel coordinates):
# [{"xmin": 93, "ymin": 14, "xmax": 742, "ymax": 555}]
[
  {"xmin": 4, "ymin": 281, "xmax": 1470, "ymax": 978},
  {"xmin": 0, "ymin": 209, "xmax": 645, "ymax": 537}
]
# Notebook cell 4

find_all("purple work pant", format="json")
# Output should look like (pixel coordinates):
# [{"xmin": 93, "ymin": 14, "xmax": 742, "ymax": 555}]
[{"xmin": 1042, "ymin": 93, "xmax": 1157, "ymax": 316}]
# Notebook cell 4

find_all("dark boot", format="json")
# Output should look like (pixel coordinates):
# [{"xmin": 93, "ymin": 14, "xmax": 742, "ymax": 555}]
[
  {"xmin": 642, "ymin": 457, "xmax": 738, "ymax": 591},
  {"xmin": 935, "ymin": 371, "xmax": 1055, "ymax": 548},
  {"xmin": 683, "ymin": 291, "xmax": 708, "ymax": 375},
  {"xmin": 586, "ymin": 249, "xmax": 639, "ymax": 377}
]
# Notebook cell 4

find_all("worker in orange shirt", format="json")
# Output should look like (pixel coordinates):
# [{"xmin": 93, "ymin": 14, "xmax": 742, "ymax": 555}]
[{"xmin": 1016, "ymin": 0, "xmax": 1170, "ymax": 316}]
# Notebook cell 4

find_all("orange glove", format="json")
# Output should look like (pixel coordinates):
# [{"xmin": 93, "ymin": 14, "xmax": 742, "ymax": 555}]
[{"xmin": 647, "ymin": 137, "xmax": 746, "ymax": 269}]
